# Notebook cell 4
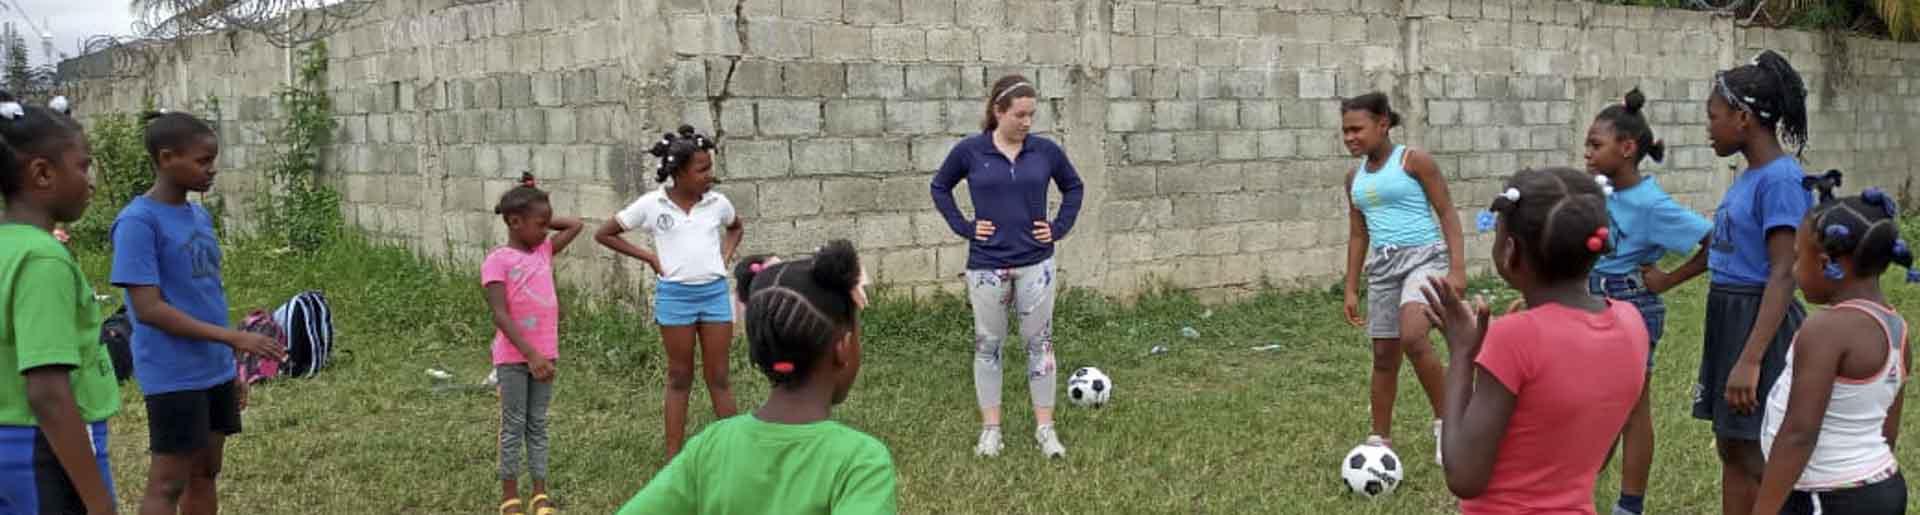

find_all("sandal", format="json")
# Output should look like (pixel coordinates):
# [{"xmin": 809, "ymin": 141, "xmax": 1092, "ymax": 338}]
[
  {"xmin": 499, "ymin": 499, "xmax": 525, "ymax": 515},
  {"xmin": 531, "ymin": 494, "xmax": 558, "ymax": 515}
]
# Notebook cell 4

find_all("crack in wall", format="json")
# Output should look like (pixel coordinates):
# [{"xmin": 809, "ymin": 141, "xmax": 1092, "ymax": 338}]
[{"xmin": 708, "ymin": 0, "xmax": 749, "ymax": 141}]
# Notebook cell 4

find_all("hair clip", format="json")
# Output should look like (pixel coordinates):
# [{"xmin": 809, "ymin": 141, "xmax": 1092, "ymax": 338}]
[
  {"xmin": 520, "ymin": 176, "xmax": 537, "ymax": 188},
  {"xmin": 1824, "ymin": 224, "xmax": 1851, "ymax": 242},
  {"xmin": 0, "ymin": 102, "xmax": 23, "ymax": 120},
  {"xmin": 750, "ymin": 262, "xmax": 767, "ymax": 273},
  {"xmin": 47, "ymin": 96, "xmax": 68, "ymax": 114},
  {"xmin": 1587, "ymin": 227, "xmax": 1609, "ymax": 253},
  {"xmin": 157, "ymin": 107, "xmax": 170, "ymax": 114},
  {"xmin": 1500, "ymin": 188, "xmax": 1520, "ymax": 202},
  {"xmin": 771, "ymin": 362, "xmax": 795, "ymax": 373},
  {"xmin": 1475, "ymin": 211, "xmax": 1496, "ymax": 233},
  {"xmin": 1595, "ymin": 175, "xmax": 1615, "ymax": 196},
  {"xmin": 1825, "ymin": 258, "xmax": 1846, "ymax": 280},
  {"xmin": 1895, "ymin": 239, "xmax": 1912, "ymax": 260},
  {"xmin": 1863, "ymin": 188, "xmax": 1897, "ymax": 218}
]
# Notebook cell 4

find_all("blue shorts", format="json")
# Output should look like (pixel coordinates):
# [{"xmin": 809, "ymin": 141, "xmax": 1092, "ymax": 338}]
[
  {"xmin": 0, "ymin": 422, "xmax": 114, "ymax": 515},
  {"xmin": 1589, "ymin": 272, "xmax": 1666, "ymax": 370},
  {"xmin": 655, "ymin": 279, "xmax": 733, "ymax": 326}
]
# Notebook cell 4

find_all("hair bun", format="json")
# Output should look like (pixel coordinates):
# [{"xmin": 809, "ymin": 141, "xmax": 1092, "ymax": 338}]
[
  {"xmin": 1621, "ymin": 88, "xmax": 1646, "ymax": 115},
  {"xmin": 676, "ymin": 125, "xmax": 697, "ymax": 137},
  {"xmin": 810, "ymin": 240, "xmax": 861, "ymax": 293}
]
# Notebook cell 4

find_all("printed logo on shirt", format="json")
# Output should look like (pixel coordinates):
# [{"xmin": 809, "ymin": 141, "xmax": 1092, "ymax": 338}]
[
  {"xmin": 186, "ymin": 232, "xmax": 221, "ymax": 279},
  {"xmin": 656, "ymin": 213, "xmax": 676, "ymax": 232},
  {"xmin": 1710, "ymin": 210, "xmax": 1737, "ymax": 253}
]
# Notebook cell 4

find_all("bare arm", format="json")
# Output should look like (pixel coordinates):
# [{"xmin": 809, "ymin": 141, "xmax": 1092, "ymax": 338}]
[
  {"xmin": 24, "ymin": 369, "xmax": 114, "ymax": 514},
  {"xmin": 1644, "ymin": 237, "xmax": 1710, "ymax": 294},
  {"xmin": 1752, "ymin": 314, "xmax": 1850, "ymax": 515},
  {"xmin": 595, "ymin": 216, "xmax": 662, "ymax": 274},
  {"xmin": 124, "ymin": 286, "xmax": 284, "ymax": 360},
  {"xmin": 1444, "ymin": 365, "xmax": 1517, "ymax": 499},
  {"xmin": 1343, "ymin": 170, "xmax": 1370, "ymax": 327},
  {"xmin": 1728, "ymin": 230, "xmax": 1801, "ymax": 414},
  {"xmin": 546, "ymin": 216, "xmax": 586, "ymax": 255},
  {"xmin": 722, "ymin": 217, "xmax": 745, "ymax": 264},
  {"xmin": 1405, "ymin": 150, "xmax": 1466, "ymax": 288},
  {"xmin": 1886, "ymin": 328, "xmax": 1911, "ymax": 449}
]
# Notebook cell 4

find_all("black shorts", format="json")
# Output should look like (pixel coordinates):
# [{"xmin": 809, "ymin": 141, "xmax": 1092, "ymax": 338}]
[
  {"xmin": 1782, "ymin": 472, "xmax": 1907, "ymax": 515},
  {"xmin": 1694, "ymin": 283, "xmax": 1802, "ymax": 440},
  {"xmin": 144, "ymin": 381, "xmax": 242, "ymax": 455}
]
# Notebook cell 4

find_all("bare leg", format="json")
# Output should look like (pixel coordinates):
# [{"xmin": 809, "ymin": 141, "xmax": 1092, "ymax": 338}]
[
  {"xmin": 1399, "ymin": 304, "xmax": 1448, "ymax": 416},
  {"xmin": 660, "ymin": 325, "xmax": 699, "ymax": 458},
  {"xmin": 139, "ymin": 452, "xmax": 196, "ymax": 515},
  {"xmin": 696, "ymin": 322, "xmax": 739, "ymax": 418},
  {"xmin": 1717, "ymin": 437, "xmax": 1765, "ymax": 515},
  {"xmin": 1621, "ymin": 374, "xmax": 1655, "ymax": 498},
  {"xmin": 178, "ymin": 433, "xmax": 223, "ymax": 515},
  {"xmin": 1369, "ymin": 338, "xmax": 1404, "ymax": 439}
]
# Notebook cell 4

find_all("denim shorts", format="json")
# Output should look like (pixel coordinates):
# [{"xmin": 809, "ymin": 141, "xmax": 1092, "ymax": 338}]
[
  {"xmin": 654, "ymin": 279, "xmax": 733, "ymax": 326},
  {"xmin": 1588, "ymin": 272, "xmax": 1666, "ymax": 370}
]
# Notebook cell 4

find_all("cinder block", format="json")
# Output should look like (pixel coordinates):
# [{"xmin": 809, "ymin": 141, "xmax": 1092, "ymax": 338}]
[
  {"xmin": 545, "ymin": 109, "xmax": 577, "ymax": 144},
  {"xmin": 979, "ymin": 30, "xmax": 1030, "ymax": 63},
  {"xmin": 851, "ymin": 139, "xmax": 912, "ymax": 172},
  {"xmin": 1154, "ymin": 36, "xmax": 1197, "ymax": 65},
  {"xmin": 875, "ymin": 30, "xmax": 933, "ymax": 65},
  {"xmin": 821, "ymin": 178, "xmax": 880, "ymax": 213},
  {"xmin": 1110, "ymin": 166, "xmax": 1158, "ymax": 200},
  {"xmin": 1108, "ymin": 101, "xmax": 1150, "ymax": 132},
  {"xmin": 848, "ymin": 64, "xmax": 907, "ymax": 98},
  {"xmin": 957, "ymin": 0, "xmax": 1005, "ymax": 28},
  {"xmin": 785, "ymin": 0, "xmax": 842, "ymax": 20},
  {"xmin": 1172, "ymin": 133, "xmax": 1218, "ymax": 162},
  {"xmin": 826, "ymin": 100, "xmax": 885, "ymax": 136},
  {"xmin": 904, "ymin": 0, "xmax": 956, "ymax": 25},
  {"xmin": 1153, "ymin": 101, "xmax": 1198, "ymax": 131},
  {"xmin": 784, "ymin": 62, "xmax": 848, "ymax": 97},
  {"xmin": 1200, "ymin": 100, "xmax": 1239, "ymax": 129},
  {"xmin": 926, "ymin": 29, "xmax": 979, "ymax": 63},
  {"xmin": 1299, "ymin": 71, "xmax": 1336, "ymax": 99},
  {"xmin": 749, "ymin": 19, "xmax": 812, "ymax": 59},
  {"xmin": 761, "ymin": 179, "xmax": 824, "ymax": 217},
  {"xmin": 814, "ymin": 26, "xmax": 872, "ymax": 61},
  {"xmin": 906, "ymin": 65, "xmax": 964, "ymax": 98},
  {"xmin": 857, "ymin": 213, "xmax": 916, "ymax": 249},
  {"xmin": 1219, "ymin": 132, "xmax": 1258, "ymax": 160},
  {"xmin": 795, "ymin": 139, "xmax": 853, "ymax": 176},
  {"xmin": 1028, "ymin": 32, "xmax": 1077, "ymax": 65},
  {"xmin": 885, "ymin": 101, "xmax": 946, "ymax": 134},
  {"xmin": 847, "ymin": 0, "xmax": 904, "ymax": 24},
  {"xmin": 942, "ymin": 100, "xmax": 980, "ymax": 134},
  {"xmin": 1239, "ymin": 101, "xmax": 1281, "ymax": 129},
  {"xmin": 910, "ymin": 136, "xmax": 961, "ymax": 171},
  {"xmin": 721, "ymin": 139, "xmax": 792, "ymax": 179},
  {"xmin": 759, "ymin": 100, "xmax": 823, "ymax": 136}
]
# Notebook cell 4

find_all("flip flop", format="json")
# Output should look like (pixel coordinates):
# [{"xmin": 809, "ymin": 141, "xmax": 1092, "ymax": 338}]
[
  {"xmin": 500, "ymin": 498, "xmax": 525, "ymax": 515},
  {"xmin": 531, "ymin": 494, "xmax": 558, "ymax": 515}
]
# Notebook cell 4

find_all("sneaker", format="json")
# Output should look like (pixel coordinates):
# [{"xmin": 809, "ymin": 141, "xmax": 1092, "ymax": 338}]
[
  {"xmin": 1036, "ymin": 425, "xmax": 1066, "ymax": 458},
  {"xmin": 1433, "ymin": 419, "xmax": 1445, "ymax": 466},
  {"xmin": 1364, "ymin": 434, "xmax": 1390, "ymax": 448},
  {"xmin": 974, "ymin": 427, "xmax": 1003, "ymax": 457},
  {"xmin": 1611, "ymin": 505, "xmax": 1638, "ymax": 515}
]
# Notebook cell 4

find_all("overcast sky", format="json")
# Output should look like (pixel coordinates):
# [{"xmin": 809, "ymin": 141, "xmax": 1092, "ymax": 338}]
[{"xmin": 8, "ymin": 0, "xmax": 137, "ymax": 66}]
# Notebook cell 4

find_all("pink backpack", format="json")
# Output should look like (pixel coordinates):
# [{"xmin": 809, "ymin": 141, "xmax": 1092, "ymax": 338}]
[{"xmin": 236, "ymin": 310, "xmax": 286, "ymax": 384}]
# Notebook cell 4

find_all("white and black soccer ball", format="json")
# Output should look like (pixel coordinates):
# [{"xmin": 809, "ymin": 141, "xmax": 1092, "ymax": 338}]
[
  {"xmin": 1065, "ymin": 367, "xmax": 1111, "ymax": 407},
  {"xmin": 1341, "ymin": 444, "xmax": 1403, "ymax": 497}
]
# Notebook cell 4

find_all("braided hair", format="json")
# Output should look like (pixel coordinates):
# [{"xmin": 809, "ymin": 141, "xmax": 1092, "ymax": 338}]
[
  {"xmin": 1714, "ymin": 50, "xmax": 1809, "ymax": 156},
  {"xmin": 1803, "ymin": 172, "xmax": 1917, "ymax": 282},
  {"xmin": 1487, "ymin": 167, "xmax": 1613, "ymax": 282},
  {"xmin": 142, "ymin": 110, "xmax": 216, "ymax": 163},
  {"xmin": 649, "ymin": 125, "xmax": 715, "ymax": 184},
  {"xmin": 1594, "ymin": 88, "xmax": 1664, "ymax": 163},
  {"xmin": 1339, "ymin": 92, "xmax": 1402, "ymax": 128},
  {"xmin": 731, "ymin": 240, "xmax": 862, "ymax": 388},
  {"xmin": 0, "ymin": 91, "xmax": 83, "ymax": 199},
  {"xmin": 494, "ymin": 172, "xmax": 548, "ymax": 218}
]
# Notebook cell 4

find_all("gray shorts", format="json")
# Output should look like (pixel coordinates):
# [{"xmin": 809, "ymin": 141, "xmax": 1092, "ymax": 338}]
[{"xmin": 1364, "ymin": 242, "xmax": 1450, "ymax": 339}]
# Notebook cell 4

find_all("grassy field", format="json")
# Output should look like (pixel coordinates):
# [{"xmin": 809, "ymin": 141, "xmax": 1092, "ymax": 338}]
[{"xmin": 70, "ymin": 232, "xmax": 1920, "ymax": 514}]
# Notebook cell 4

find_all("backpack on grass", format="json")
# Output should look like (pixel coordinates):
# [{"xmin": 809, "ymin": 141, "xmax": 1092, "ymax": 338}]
[
  {"xmin": 235, "ymin": 310, "xmax": 285, "ymax": 384},
  {"xmin": 273, "ymin": 290, "xmax": 336, "ymax": 378}
]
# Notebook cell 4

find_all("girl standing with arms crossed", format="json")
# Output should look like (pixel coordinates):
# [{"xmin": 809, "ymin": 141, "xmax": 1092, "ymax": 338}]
[
  {"xmin": 931, "ymin": 74, "xmax": 1086, "ymax": 459},
  {"xmin": 1753, "ymin": 182, "xmax": 1912, "ymax": 515},
  {"xmin": 0, "ymin": 95, "xmax": 123, "ymax": 515},
  {"xmin": 1643, "ymin": 50, "xmax": 1814, "ymax": 515},
  {"xmin": 1340, "ymin": 92, "xmax": 1467, "ymax": 465},
  {"xmin": 1426, "ymin": 167, "xmax": 1649, "ymax": 514},
  {"xmin": 596, "ymin": 126, "xmax": 744, "ymax": 459},
  {"xmin": 484, "ymin": 173, "xmax": 584, "ymax": 515},
  {"xmin": 1584, "ymin": 88, "xmax": 1714, "ymax": 515}
]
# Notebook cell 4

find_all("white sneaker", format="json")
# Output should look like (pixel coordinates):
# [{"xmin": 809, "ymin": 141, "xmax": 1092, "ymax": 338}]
[
  {"xmin": 1433, "ymin": 419, "xmax": 1445, "ymax": 466},
  {"xmin": 1036, "ymin": 425, "xmax": 1066, "ymax": 458},
  {"xmin": 974, "ymin": 427, "xmax": 1003, "ymax": 457},
  {"xmin": 1364, "ymin": 434, "xmax": 1390, "ymax": 448}
]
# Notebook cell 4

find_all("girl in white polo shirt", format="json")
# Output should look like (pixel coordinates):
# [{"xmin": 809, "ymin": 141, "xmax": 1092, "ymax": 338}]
[{"xmin": 595, "ymin": 125, "xmax": 746, "ymax": 459}]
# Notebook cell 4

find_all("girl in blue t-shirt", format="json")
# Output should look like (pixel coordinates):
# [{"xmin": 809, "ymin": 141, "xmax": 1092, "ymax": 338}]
[
  {"xmin": 1582, "ymin": 88, "xmax": 1713, "ymax": 515},
  {"xmin": 1647, "ymin": 49, "xmax": 1815, "ymax": 512}
]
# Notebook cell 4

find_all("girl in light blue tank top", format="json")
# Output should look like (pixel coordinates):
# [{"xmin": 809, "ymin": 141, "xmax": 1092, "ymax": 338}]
[
  {"xmin": 1350, "ymin": 145, "xmax": 1443, "ymax": 248},
  {"xmin": 1338, "ymin": 93, "xmax": 1465, "ymax": 464}
]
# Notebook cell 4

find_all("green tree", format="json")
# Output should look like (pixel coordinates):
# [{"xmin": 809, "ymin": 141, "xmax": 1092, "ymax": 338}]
[{"xmin": 3, "ymin": 25, "xmax": 30, "ymax": 96}]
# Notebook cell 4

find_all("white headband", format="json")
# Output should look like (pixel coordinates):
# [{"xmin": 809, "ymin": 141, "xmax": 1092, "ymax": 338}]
[{"xmin": 993, "ymin": 82, "xmax": 1033, "ymax": 103}]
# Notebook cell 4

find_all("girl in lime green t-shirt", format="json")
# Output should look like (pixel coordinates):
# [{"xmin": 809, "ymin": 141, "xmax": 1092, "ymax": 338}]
[
  {"xmin": 619, "ymin": 240, "xmax": 896, "ymax": 515},
  {"xmin": 0, "ymin": 94, "xmax": 122, "ymax": 515}
]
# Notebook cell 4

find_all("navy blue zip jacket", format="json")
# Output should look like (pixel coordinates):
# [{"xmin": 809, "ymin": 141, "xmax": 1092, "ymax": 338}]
[{"xmin": 930, "ymin": 132, "xmax": 1086, "ymax": 270}]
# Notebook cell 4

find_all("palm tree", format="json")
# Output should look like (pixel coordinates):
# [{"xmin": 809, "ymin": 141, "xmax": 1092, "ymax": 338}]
[{"xmin": 1870, "ymin": 0, "xmax": 1920, "ymax": 40}]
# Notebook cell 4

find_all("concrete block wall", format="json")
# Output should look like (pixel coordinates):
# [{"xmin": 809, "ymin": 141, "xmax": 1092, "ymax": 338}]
[{"xmin": 60, "ymin": 0, "xmax": 1920, "ymax": 301}]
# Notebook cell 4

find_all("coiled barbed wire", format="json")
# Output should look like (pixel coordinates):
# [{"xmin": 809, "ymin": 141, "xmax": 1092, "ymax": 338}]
[{"xmin": 130, "ymin": 0, "xmax": 374, "ymax": 48}]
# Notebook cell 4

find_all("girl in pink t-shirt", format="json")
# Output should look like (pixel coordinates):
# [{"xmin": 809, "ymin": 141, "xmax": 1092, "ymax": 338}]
[
  {"xmin": 1424, "ymin": 167, "xmax": 1649, "ymax": 514},
  {"xmin": 483, "ymin": 173, "xmax": 584, "ymax": 515}
]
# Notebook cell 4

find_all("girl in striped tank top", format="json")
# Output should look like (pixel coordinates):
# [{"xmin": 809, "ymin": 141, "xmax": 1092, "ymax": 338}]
[{"xmin": 1755, "ymin": 181, "xmax": 1917, "ymax": 515}]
